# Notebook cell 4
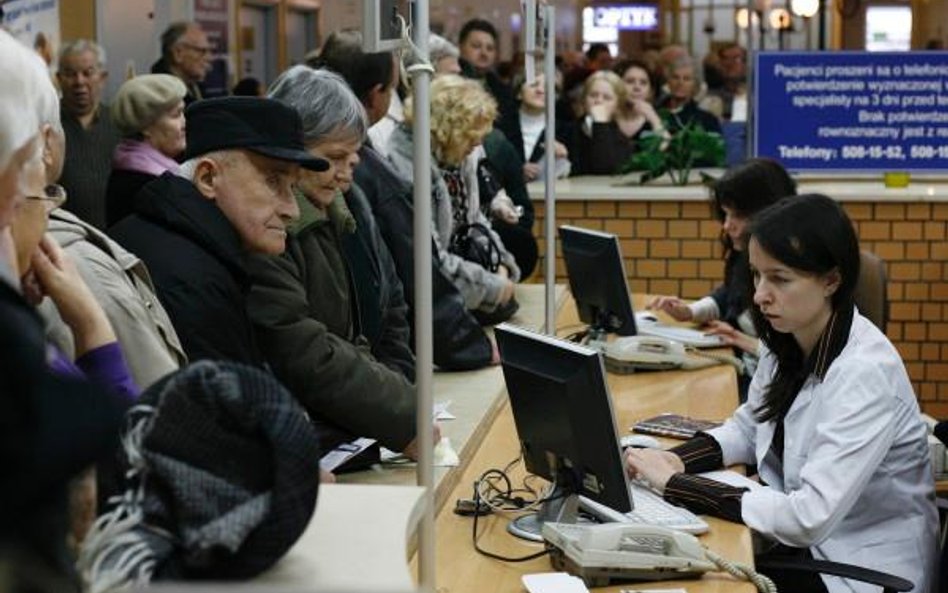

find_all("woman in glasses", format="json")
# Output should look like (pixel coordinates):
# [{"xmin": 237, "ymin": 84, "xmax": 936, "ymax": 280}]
[{"xmin": 10, "ymin": 65, "xmax": 138, "ymax": 401}]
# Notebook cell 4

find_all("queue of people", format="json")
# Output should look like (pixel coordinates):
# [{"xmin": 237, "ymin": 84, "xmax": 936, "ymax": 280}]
[{"xmin": 0, "ymin": 13, "xmax": 939, "ymax": 593}]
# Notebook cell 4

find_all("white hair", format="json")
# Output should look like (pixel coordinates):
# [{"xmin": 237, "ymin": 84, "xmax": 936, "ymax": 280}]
[
  {"xmin": 58, "ymin": 38, "xmax": 107, "ymax": 69},
  {"xmin": 177, "ymin": 151, "xmax": 235, "ymax": 181},
  {"xmin": 0, "ymin": 30, "xmax": 53, "ymax": 172}
]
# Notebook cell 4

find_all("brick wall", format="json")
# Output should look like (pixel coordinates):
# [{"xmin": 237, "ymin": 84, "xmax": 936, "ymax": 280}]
[{"xmin": 530, "ymin": 199, "xmax": 948, "ymax": 416}]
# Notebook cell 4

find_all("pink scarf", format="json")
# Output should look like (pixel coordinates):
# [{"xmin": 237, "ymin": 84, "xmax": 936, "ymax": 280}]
[{"xmin": 112, "ymin": 139, "xmax": 180, "ymax": 177}]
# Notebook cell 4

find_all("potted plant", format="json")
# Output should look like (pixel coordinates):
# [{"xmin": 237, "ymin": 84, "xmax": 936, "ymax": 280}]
[{"xmin": 620, "ymin": 118, "xmax": 725, "ymax": 185}]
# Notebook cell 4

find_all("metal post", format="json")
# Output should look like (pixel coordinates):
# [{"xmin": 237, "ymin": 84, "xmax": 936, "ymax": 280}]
[
  {"xmin": 543, "ymin": 5, "xmax": 557, "ymax": 336},
  {"xmin": 410, "ymin": 0, "xmax": 435, "ymax": 590}
]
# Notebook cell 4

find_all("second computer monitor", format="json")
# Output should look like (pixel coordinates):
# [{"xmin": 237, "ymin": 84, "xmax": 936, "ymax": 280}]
[
  {"xmin": 559, "ymin": 225, "xmax": 637, "ymax": 336},
  {"xmin": 496, "ymin": 323, "xmax": 632, "ymax": 515}
]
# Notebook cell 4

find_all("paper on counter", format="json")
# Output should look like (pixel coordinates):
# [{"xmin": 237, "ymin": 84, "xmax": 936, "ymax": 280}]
[
  {"xmin": 435, "ymin": 400, "xmax": 455, "ymax": 421},
  {"xmin": 378, "ymin": 436, "xmax": 460, "ymax": 467},
  {"xmin": 522, "ymin": 572, "xmax": 589, "ymax": 593}
]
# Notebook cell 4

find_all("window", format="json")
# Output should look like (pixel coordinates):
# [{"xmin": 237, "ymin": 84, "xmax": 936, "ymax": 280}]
[{"xmin": 865, "ymin": 6, "xmax": 912, "ymax": 51}]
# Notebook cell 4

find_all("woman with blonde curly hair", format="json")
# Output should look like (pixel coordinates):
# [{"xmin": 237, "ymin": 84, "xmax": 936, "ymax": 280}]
[{"xmin": 388, "ymin": 74, "xmax": 520, "ymax": 323}]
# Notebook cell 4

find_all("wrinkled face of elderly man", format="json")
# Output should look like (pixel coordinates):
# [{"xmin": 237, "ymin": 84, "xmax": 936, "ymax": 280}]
[
  {"xmin": 191, "ymin": 150, "xmax": 301, "ymax": 255},
  {"xmin": 57, "ymin": 49, "xmax": 108, "ymax": 119}
]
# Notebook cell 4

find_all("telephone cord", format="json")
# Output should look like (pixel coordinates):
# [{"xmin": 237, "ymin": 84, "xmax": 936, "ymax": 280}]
[{"xmin": 704, "ymin": 548, "xmax": 778, "ymax": 593}]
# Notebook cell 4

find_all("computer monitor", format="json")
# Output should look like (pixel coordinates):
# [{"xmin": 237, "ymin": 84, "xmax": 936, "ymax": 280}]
[
  {"xmin": 496, "ymin": 323, "xmax": 632, "ymax": 541},
  {"xmin": 559, "ymin": 225, "xmax": 637, "ymax": 336}
]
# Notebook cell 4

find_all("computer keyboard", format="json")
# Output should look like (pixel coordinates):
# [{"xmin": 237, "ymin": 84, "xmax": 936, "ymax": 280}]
[
  {"xmin": 636, "ymin": 324, "xmax": 724, "ymax": 349},
  {"xmin": 578, "ymin": 481, "xmax": 710, "ymax": 535}
]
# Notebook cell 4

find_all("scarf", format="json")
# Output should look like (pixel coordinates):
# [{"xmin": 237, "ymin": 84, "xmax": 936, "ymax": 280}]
[
  {"xmin": 111, "ymin": 139, "xmax": 180, "ymax": 177},
  {"xmin": 78, "ymin": 360, "xmax": 321, "ymax": 592}
]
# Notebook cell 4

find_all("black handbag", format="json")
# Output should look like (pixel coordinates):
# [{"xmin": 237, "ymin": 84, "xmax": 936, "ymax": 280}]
[{"xmin": 448, "ymin": 222, "xmax": 502, "ymax": 274}]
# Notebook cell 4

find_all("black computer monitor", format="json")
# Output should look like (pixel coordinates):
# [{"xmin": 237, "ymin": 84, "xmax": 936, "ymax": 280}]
[
  {"xmin": 496, "ymin": 323, "xmax": 632, "ymax": 541},
  {"xmin": 559, "ymin": 225, "xmax": 637, "ymax": 336}
]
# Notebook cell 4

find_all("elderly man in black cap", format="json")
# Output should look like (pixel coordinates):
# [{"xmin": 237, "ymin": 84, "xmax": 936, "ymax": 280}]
[{"xmin": 111, "ymin": 97, "xmax": 328, "ymax": 365}]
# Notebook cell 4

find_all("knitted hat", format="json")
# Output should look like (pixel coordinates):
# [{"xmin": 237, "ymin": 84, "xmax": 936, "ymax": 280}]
[
  {"xmin": 112, "ymin": 74, "xmax": 187, "ymax": 136},
  {"xmin": 79, "ymin": 360, "xmax": 322, "ymax": 590}
]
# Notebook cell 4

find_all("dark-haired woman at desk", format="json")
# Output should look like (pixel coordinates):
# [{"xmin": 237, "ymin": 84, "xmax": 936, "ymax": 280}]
[
  {"xmin": 627, "ymin": 194, "xmax": 937, "ymax": 593},
  {"xmin": 649, "ymin": 158, "xmax": 796, "ymax": 398}
]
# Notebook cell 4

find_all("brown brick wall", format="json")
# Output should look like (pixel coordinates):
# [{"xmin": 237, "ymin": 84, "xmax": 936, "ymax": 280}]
[{"xmin": 530, "ymin": 199, "xmax": 948, "ymax": 416}]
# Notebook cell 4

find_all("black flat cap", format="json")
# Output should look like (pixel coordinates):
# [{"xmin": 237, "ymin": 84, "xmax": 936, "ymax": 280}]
[{"xmin": 183, "ymin": 96, "xmax": 328, "ymax": 171}]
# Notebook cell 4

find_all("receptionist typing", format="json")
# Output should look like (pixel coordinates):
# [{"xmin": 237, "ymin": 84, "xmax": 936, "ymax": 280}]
[{"xmin": 625, "ymin": 195, "xmax": 937, "ymax": 593}]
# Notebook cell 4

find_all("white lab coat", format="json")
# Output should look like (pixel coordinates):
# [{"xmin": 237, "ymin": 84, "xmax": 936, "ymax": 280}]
[{"xmin": 708, "ymin": 312, "xmax": 938, "ymax": 593}]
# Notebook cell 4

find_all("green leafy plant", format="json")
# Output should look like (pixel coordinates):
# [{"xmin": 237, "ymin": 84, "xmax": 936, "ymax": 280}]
[{"xmin": 620, "ymin": 118, "xmax": 725, "ymax": 185}]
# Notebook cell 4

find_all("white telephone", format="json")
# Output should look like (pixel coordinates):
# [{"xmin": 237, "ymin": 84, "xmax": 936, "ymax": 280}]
[
  {"xmin": 589, "ymin": 336, "xmax": 744, "ymax": 374},
  {"xmin": 541, "ymin": 522, "xmax": 715, "ymax": 587}
]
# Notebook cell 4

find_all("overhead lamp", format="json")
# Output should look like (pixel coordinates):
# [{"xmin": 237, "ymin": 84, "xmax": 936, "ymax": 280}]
[
  {"xmin": 735, "ymin": 7, "xmax": 760, "ymax": 29},
  {"xmin": 769, "ymin": 7, "xmax": 792, "ymax": 29},
  {"xmin": 790, "ymin": 0, "xmax": 819, "ymax": 17}
]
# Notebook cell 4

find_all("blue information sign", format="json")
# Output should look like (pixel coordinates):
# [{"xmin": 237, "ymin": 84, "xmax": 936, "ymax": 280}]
[{"xmin": 754, "ymin": 51, "xmax": 948, "ymax": 171}]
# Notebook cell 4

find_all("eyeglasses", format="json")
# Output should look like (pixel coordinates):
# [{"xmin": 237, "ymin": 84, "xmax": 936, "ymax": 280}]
[
  {"xmin": 180, "ymin": 43, "xmax": 213, "ymax": 56},
  {"xmin": 25, "ymin": 184, "xmax": 68, "ymax": 213}
]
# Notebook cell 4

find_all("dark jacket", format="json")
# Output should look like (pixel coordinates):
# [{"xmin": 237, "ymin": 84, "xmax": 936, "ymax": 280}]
[
  {"xmin": 459, "ymin": 58, "xmax": 523, "ymax": 154},
  {"xmin": 0, "ymin": 277, "xmax": 126, "ymax": 593},
  {"xmin": 481, "ymin": 130, "xmax": 539, "ymax": 277},
  {"xmin": 344, "ymin": 185, "xmax": 416, "ymax": 380},
  {"xmin": 110, "ymin": 173, "xmax": 263, "ymax": 366},
  {"xmin": 354, "ymin": 142, "xmax": 493, "ymax": 371},
  {"xmin": 661, "ymin": 99, "xmax": 722, "ymax": 136},
  {"xmin": 247, "ymin": 190, "xmax": 415, "ymax": 451},
  {"xmin": 105, "ymin": 169, "xmax": 156, "ymax": 227},
  {"xmin": 571, "ymin": 119, "xmax": 652, "ymax": 176},
  {"xmin": 150, "ymin": 58, "xmax": 202, "ymax": 105}
]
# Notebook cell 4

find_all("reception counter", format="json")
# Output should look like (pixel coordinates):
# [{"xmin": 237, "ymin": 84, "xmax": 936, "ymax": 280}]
[{"xmin": 528, "ymin": 172, "xmax": 948, "ymax": 203}]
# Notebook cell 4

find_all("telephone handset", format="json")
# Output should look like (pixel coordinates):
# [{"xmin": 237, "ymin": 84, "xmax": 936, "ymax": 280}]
[
  {"xmin": 541, "ymin": 522, "xmax": 775, "ymax": 592},
  {"xmin": 590, "ymin": 336, "xmax": 744, "ymax": 374},
  {"xmin": 541, "ymin": 522, "xmax": 715, "ymax": 586}
]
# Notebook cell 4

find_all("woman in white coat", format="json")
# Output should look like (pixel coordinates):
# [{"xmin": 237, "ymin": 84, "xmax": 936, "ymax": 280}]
[{"xmin": 626, "ymin": 193, "xmax": 937, "ymax": 593}]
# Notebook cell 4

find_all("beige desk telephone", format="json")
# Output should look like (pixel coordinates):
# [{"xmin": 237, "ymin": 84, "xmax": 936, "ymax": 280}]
[
  {"xmin": 541, "ymin": 522, "xmax": 714, "ymax": 586},
  {"xmin": 589, "ymin": 336, "xmax": 743, "ymax": 374}
]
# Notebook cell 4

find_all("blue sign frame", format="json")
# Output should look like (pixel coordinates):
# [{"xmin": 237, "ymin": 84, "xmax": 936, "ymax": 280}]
[{"xmin": 754, "ymin": 51, "xmax": 948, "ymax": 172}]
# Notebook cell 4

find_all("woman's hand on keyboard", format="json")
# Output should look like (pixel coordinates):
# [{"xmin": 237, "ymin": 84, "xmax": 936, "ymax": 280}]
[
  {"xmin": 703, "ymin": 320, "xmax": 759, "ymax": 355},
  {"xmin": 624, "ymin": 448, "xmax": 685, "ymax": 495},
  {"xmin": 646, "ymin": 296, "xmax": 693, "ymax": 322}
]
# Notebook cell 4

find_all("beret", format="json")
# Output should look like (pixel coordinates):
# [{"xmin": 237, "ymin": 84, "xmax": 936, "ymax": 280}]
[{"xmin": 112, "ymin": 74, "xmax": 187, "ymax": 136}]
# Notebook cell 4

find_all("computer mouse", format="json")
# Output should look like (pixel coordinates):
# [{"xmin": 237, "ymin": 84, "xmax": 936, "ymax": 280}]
[
  {"xmin": 620, "ymin": 434, "xmax": 661, "ymax": 449},
  {"xmin": 636, "ymin": 311, "xmax": 658, "ymax": 324}
]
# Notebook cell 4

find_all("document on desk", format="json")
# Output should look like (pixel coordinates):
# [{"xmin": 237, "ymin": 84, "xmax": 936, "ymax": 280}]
[
  {"xmin": 697, "ymin": 470, "xmax": 763, "ymax": 491},
  {"xmin": 522, "ymin": 572, "xmax": 590, "ymax": 593}
]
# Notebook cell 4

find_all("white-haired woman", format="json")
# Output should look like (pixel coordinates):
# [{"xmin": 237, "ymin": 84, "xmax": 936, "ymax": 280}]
[{"xmin": 249, "ymin": 65, "xmax": 436, "ymax": 464}]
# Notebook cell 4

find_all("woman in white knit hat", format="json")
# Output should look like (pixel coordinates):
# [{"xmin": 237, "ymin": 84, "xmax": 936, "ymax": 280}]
[{"xmin": 105, "ymin": 73, "xmax": 187, "ymax": 227}]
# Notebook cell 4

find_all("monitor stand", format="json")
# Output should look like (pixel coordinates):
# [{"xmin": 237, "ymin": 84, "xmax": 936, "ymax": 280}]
[{"xmin": 507, "ymin": 488, "xmax": 580, "ymax": 542}]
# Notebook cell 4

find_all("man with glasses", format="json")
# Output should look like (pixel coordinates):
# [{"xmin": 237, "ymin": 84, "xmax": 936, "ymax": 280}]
[
  {"xmin": 56, "ymin": 39, "xmax": 120, "ymax": 229},
  {"xmin": 110, "ymin": 97, "xmax": 328, "ymax": 365},
  {"xmin": 152, "ymin": 21, "xmax": 213, "ymax": 105}
]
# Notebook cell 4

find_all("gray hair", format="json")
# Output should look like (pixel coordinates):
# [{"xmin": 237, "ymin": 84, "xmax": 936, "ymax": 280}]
[
  {"xmin": 58, "ymin": 39, "xmax": 106, "ymax": 69},
  {"xmin": 403, "ymin": 33, "xmax": 457, "ymax": 72},
  {"xmin": 267, "ymin": 65, "xmax": 367, "ymax": 144},
  {"xmin": 161, "ymin": 22, "xmax": 195, "ymax": 59}
]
